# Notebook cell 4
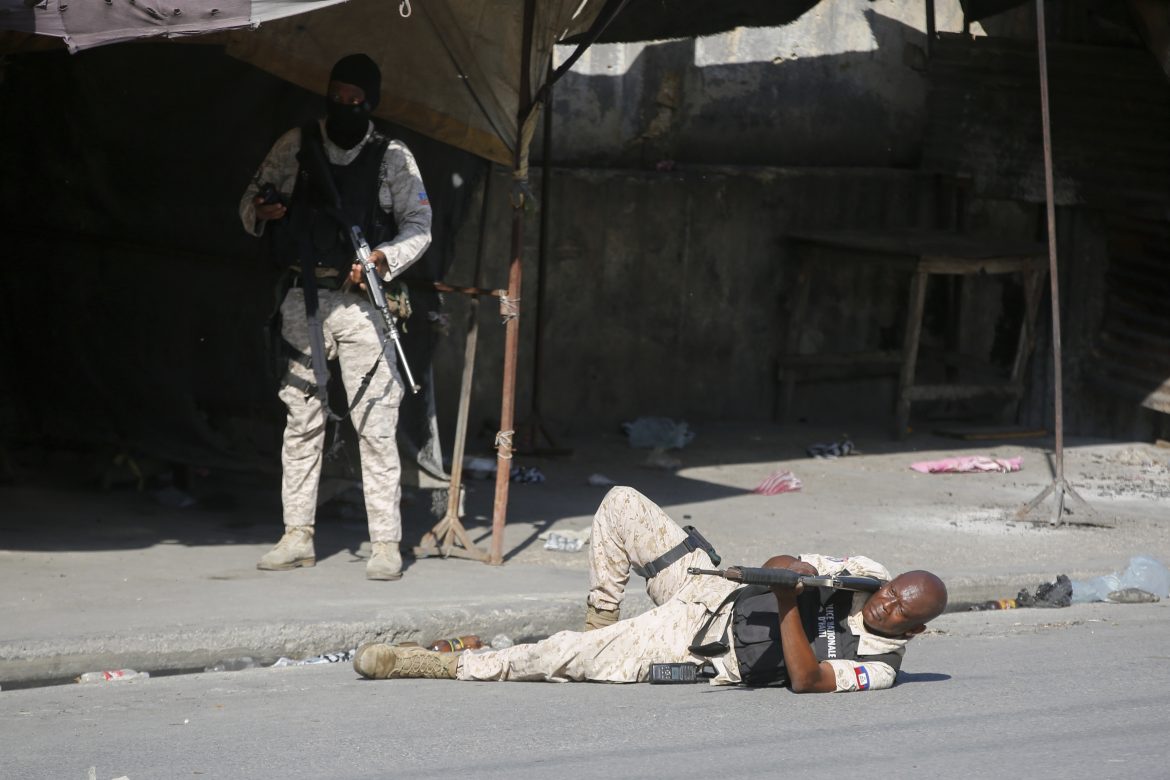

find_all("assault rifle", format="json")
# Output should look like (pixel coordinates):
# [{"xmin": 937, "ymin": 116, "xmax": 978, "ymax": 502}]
[
  {"xmin": 349, "ymin": 225, "xmax": 421, "ymax": 394},
  {"xmin": 687, "ymin": 566, "xmax": 884, "ymax": 593}
]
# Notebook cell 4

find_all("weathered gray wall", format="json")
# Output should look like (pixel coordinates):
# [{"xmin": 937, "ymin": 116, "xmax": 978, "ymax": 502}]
[
  {"xmin": 430, "ymin": 164, "xmax": 1034, "ymax": 439},
  {"xmin": 540, "ymin": 1, "xmax": 970, "ymax": 168}
]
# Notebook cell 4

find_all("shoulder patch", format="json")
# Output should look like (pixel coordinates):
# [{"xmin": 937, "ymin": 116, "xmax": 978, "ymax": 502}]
[{"xmin": 854, "ymin": 665, "xmax": 872, "ymax": 690}]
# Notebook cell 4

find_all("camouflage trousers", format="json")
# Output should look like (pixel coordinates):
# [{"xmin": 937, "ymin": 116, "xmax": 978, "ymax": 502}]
[
  {"xmin": 458, "ymin": 487, "xmax": 743, "ymax": 683},
  {"xmin": 278, "ymin": 287, "xmax": 404, "ymax": 543}
]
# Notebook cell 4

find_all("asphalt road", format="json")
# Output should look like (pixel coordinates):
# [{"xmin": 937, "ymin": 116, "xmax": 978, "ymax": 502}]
[{"xmin": 4, "ymin": 601, "xmax": 1169, "ymax": 780}]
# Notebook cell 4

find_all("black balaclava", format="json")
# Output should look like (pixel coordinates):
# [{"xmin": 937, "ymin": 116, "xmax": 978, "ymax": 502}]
[{"xmin": 326, "ymin": 53, "xmax": 381, "ymax": 150}]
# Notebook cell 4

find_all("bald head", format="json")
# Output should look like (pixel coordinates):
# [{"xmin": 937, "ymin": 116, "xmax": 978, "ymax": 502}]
[
  {"xmin": 894, "ymin": 570, "xmax": 948, "ymax": 624},
  {"xmin": 862, "ymin": 569, "xmax": 948, "ymax": 638}
]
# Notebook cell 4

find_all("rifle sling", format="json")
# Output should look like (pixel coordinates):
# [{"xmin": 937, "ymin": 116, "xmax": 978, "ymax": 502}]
[{"xmin": 632, "ymin": 525, "xmax": 720, "ymax": 579}]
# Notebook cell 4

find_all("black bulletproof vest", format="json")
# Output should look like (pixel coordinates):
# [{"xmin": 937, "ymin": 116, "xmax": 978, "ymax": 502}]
[
  {"xmin": 284, "ymin": 123, "xmax": 395, "ymax": 275},
  {"xmin": 732, "ymin": 584, "xmax": 903, "ymax": 687}
]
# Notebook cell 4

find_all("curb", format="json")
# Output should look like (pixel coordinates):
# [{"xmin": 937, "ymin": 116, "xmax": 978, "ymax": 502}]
[{"xmin": 0, "ymin": 578, "xmax": 1036, "ymax": 688}]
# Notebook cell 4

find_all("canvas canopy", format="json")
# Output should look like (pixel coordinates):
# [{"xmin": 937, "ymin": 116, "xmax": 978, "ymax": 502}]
[
  {"xmin": 222, "ymin": 0, "xmax": 606, "ymax": 165},
  {"xmin": 0, "ymin": 0, "xmax": 609, "ymax": 165},
  {"xmin": 0, "ymin": 1, "xmax": 348, "ymax": 53}
]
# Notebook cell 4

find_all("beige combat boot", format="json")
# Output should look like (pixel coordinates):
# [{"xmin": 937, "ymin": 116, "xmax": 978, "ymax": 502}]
[
  {"xmin": 584, "ymin": 602, "xmax": 620, "ymax": 631},
  {"xmin": 257, "ymin": 526, "xmax": 316, "ymax": 571},
  {"xmin": 366, "ymin": 541, "xmax": 403, "ymax": 581},
  {"xmin": 353, "ymin": 644, "xmax": 459, "ymax": 680}
]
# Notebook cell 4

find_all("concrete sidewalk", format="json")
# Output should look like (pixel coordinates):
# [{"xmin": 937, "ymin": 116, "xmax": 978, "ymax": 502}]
[{"xmin": 3, "ymin": 422, "xmax": 1168, "ymax": 686}]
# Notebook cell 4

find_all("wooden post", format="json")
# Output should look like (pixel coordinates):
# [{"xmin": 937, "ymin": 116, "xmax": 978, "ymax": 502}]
[{"xmin": 488, "ymin": 0, "xmax": 537, "ymax": 564}]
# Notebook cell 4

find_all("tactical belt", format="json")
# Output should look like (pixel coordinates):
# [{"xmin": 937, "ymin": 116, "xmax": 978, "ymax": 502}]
[{"xmin": 632, "ymin": 525, "xmax": 721, "ymax": 579}]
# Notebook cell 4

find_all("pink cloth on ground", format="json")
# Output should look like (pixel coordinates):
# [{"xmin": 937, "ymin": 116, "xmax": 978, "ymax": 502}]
[
  {"xmin": 753, "ymin": 469, "xmax": 803, "ymax": 495},
  {"xmin": 910, "ymin": 456, "xmax": 1022, "ymax": 474}
]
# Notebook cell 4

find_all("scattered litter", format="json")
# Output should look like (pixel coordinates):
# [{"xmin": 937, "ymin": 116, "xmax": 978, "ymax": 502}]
[
  {"xmin": 270, "ymin": 649, "xmax": 355, "ymax": 667},
  {"xmin": 972, "ymin": 560, "xmax": 1170, "ymax": 610},
  {"xmin": 204, "ymin": 657, "xmax": 256, "ymax": 673},
  {"xmin": 510, "ymin": 465, "xmax": 545, "ymax": 483},
  {"xmin": 1071, "ymin": 555, "xmax": 1169, "ymax": 604},
  {"xmin": 910, "ymin": 456, "xmax": 1021, "ymax": 474},
  {"xmin": 490, "ymin": 634, "xmax": 514, "ymax": 649},
  {"xmin": 542, "ymin": 527, "xmax": 590, "ymax": 552},
  {"xmin": 753, "ymin": 469, "xmax": 803, "ymax": 495},
  {"xmin": 969, "ymin": 575, "xmax": 1072, "ymax": 611},
  {"xmin": 544, "ymin": 533, "xmax": 585, "ymax": 552},
  {"xmin": 644, "ymin": 447, "xmax": 682, "ymax": 471},
  {"xmin": 428, "ymin": 635, "xmax": 482, "ymax": 652},
  {"xmin": 1015, "ymin": 575, "xmax": 1073, "ymax": 607},
  {"xmin": 77, "ymin": 669, "xmax": 150, "ymax": 684},
  {"xmin": 622, "ymin": 416, "xmax": 695, "ymax": 450},
  {"xmin": 462, "ymin": 458, "xmax": 544, "ymax": 482},
  {"xmin": 587, "ymin": 473, "xmax": 616, "ymax": 487},
  {"xmin": 806, "ymin": 438, "xmax": 857, "ymax": 459},
  {"xmin": 1105, "ymin": 588, "xmax": 1159, "ymax": 604},
  {"xmin": 463, "ymin": 456, "xmax": 497, "ymax": 479},
  {"xmin": 152, "ymin": 485, "xmax": 197, "ymax": 509}
]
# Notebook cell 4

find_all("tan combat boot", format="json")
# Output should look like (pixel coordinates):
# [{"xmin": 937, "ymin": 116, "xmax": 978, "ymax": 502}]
[
  {"xmin": 366, "ymin": 541, "xmax": 403, "ymax": 581},
  {"xmin": 257, "ymin": 526, "xmax": 316, "ymax": 571},
  {"xmin": 584, "ymin": 602, "xmax": 620, "ymax": 631},
  {"xmin": 353, "ymin": 644, "xmax": 459, "ymax": 680}
]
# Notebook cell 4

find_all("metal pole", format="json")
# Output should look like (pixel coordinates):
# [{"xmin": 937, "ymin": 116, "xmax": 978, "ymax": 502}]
[
  {"xmin": 1037, "ymin": 0, "xmax": 1063, "ymax": 492},
  {"xmin": 925, "ymin": 0, "xmax": 936, "ymax": 58},
  {"xmin": 489, "ymin": 0, "xmax": 537, "ymax": 565},
  {"xmin": 1017, "ymin": 0, "xmax": 1091, "ymax": 525}
]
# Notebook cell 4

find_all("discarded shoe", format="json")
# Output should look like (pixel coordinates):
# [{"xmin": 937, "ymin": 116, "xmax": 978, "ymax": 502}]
[
  {"xmin": 366, "ymin": 542, "xmax": 403, "ymax": 581},
  {"xmin": 806, "ymin": 438, "xmax": 857, "ymax": 460},
  {"xmin": 257, "ymin": 526, "xmax": 316, "ymax": 571},
  {"xmin": 1016, "ymin": 574, "xmax": 1072, "ymax": 608},
  {"xmin": 353, "ymin": 644, "xmax": 459, "ymax": 680},
  {"xmin": 1106, "ymin": 588, "xmax": 1159, "ymax": 604}
]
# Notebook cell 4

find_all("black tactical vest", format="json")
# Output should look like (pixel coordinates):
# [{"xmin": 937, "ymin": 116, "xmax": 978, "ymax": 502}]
[
  {"xmin": 731, "ymin": 584, "xmax": 904, "ymax": 687},
  {"xmin": 284, "ymin": 123, "xmax": 396, "ymax": 275}
]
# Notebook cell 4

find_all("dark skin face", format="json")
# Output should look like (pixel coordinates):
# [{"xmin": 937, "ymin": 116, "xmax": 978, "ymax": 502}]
[{"xmin": 862, "ymin": 570, "xmax": 948, "ymax": 638}]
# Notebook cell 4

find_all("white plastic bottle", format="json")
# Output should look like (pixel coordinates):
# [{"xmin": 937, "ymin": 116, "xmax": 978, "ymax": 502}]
[{"xmin": 76, "ymin": 669, "xmax": 150, "ymax": 683}]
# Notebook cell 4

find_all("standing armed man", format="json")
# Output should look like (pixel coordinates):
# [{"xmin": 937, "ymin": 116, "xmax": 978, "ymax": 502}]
[
  {"xmin": 353, "ymin": 487, "xmax": 948, "ymax": 689},
  {"xmin": 239, "ymin": 54, "xmax": 432, "ymax": 581}
]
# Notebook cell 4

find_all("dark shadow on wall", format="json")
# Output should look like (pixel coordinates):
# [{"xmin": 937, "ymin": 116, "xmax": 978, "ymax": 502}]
[{"xmin": 0, "ymin": 43, "xmax": 486, "ymax": 483}]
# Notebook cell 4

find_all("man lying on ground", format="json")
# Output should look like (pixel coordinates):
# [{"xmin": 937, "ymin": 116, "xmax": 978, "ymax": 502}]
[{"xmin": 354, "ymin": 487, "xmax": 948, "ymax": 692}]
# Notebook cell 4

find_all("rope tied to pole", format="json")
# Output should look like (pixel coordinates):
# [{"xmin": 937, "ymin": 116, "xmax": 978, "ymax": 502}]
[
  {"xmin": 494, "ymin": 429, "xmax": 515, "ymax": 459},
  {"xmin": 499, "ymin": 293, "xmax": 520, "ymax": 323}
]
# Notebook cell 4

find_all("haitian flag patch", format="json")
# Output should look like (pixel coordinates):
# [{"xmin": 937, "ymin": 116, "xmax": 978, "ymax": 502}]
[
  {"xmin": 853, "ymin": 665, "xmax": 871, "ymax": 690},
  {"xmin": 418, "ymin": 191, "xmax": 430, "ymax": 206}
]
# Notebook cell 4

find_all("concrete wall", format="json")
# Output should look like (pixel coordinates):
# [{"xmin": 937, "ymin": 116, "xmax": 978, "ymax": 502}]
[
  {"xmin": 429, "ymin": 164, "xmax": 1036, "ymax": 440},
  {"xmin": 428, "ymin": 1, "xmax": 1167, "ymax": 445},
  {"xmin": 539, "ymin": 0, "xmax": 971, "ymax": 168}
]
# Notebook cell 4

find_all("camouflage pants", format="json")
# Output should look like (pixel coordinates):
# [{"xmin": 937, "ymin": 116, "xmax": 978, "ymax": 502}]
[
  {"xmin": 278, "ymin": 287, "xmax": 404, "ymax": 543},
  {"xmin": 458, "ymin": 487, "xmax": 742, "ymax": 683}
]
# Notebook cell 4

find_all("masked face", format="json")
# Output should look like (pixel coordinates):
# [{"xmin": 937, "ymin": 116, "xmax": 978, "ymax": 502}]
[{"xmin": 325, "ymin": 100, "xmax": 370, "ymax": 150}]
